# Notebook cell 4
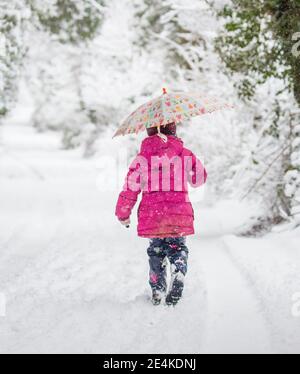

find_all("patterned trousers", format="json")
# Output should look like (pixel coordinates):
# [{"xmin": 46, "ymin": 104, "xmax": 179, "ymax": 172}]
[{"xmin": 147, "ymin": 237, "xmax": 188, "ymax": 292}]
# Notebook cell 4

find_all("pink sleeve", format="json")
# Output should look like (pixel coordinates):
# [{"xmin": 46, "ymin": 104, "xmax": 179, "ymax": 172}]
[
  {"xmin": 183, "ymin": 148, "xmax": 207, "ymax": 188},
  {"xmin": 115, "ymin": 156, "xmax": 142, "ymax": 221}
]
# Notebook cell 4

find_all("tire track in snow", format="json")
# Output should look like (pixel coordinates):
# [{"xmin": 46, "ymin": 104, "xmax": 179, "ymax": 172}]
[
  {"xmin": 195, "ymin": 236, "xmax": 273, "ymax": 353},
  {"xmin": 221, "ymin": 236, "xmax": 286, "ymax": 353}
]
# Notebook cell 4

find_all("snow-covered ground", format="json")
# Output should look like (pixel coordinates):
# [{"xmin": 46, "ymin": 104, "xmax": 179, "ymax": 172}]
[{"xmin": 0, "ymin": 124, "xmax": 300, "ymax": 354}]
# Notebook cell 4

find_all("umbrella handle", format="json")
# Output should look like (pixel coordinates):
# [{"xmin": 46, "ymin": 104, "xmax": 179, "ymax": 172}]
[{"xmin": 157, "ymin": 125, "xmax": 168, "ymax": 143}]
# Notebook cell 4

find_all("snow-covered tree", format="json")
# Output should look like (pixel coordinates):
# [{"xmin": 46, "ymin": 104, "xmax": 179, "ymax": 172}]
[
  {"xmin": 216, "ymin": 0, "xmax": 300, "ymax": 104},
  {"xmin": 133, "ymin": 0, "xmax": 209, "ymax": 85},
  {"xmin": 23, "ymin": 0, "xmax": 106, "ymax": 153},
  {"xmin": 0, "ymin": 0, "xmax": 29, "ymax": 119},
  {"xmin": 215, "ymin": 0, "xmax": 300, "ymax": 228},
  {"xmin": 284, "ymin": 111, "xmax": 300, "ymax": 226},
  {"xmin": 28, "ymin": 0, "xmax": 105, "ymax": 44}
]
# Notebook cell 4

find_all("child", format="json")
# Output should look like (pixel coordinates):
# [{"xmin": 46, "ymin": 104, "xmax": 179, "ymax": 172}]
[{"xmin": 115, "ymin": 122, "xmax": 207, "ymax": 306}]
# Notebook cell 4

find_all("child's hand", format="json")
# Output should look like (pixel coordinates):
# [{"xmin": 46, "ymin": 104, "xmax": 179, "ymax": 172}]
[{"xmin": 119, "ymin": 218, "xmax": 130, "ymax": 228}]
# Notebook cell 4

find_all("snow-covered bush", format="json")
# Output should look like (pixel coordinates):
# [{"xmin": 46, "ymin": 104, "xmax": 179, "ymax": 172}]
[
  {"xmin": 28, "ymin": 0, "xmax": 105, "ymax": 44},
  {"xmin": 215, "ymin": 0, "xmax": 300, "ymax": 230},
  {"xmin": 284, "ymin": 113, "xmax": 300, "ymax": 226},
  {"xmin": 0, "ymin": 0, "xmax": 29, "ymax": 118}
]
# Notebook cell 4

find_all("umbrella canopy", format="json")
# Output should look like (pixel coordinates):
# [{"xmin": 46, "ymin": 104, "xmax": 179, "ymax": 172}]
[{"xmin": 113, "ymin": 88, "xmax": 233, "ymax": 138}]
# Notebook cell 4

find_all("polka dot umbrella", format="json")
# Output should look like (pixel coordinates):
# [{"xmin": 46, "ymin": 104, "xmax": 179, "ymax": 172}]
[{"xmin": 113, "ymin": 88, "xmax": 233, "ymax": 138}]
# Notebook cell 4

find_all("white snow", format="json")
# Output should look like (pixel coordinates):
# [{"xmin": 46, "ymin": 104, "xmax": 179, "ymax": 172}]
[{"xmin": 0, "ymin": 124, "xmax": 300, "ymax": 353}]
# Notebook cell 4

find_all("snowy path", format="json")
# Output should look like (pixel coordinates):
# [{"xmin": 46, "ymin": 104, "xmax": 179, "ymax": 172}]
[
  {"xmin": 0, "ymin": 125, "xmax": 299, "ymax": 353},
  {"xmin": 194, "ymin": 237, "xmax": 271, "ymax": 353}
]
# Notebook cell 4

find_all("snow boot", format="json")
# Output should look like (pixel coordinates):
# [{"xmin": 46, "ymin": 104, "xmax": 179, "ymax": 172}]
[
  {"xmin": 165, "ymin": 272, "xmax": 184, "ymax": 306},
  {"xmin": 151, "ymin": 290, "xmax": 163, "ymax": 305}
]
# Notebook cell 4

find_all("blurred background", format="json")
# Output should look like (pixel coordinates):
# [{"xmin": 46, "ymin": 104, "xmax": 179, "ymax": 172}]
[{"xmin": 1, "ymin": 0, "xmax": 300, "ymax": 230}]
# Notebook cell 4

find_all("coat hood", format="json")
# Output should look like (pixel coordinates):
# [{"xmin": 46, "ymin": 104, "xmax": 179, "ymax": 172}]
[{"xmin": 140, "ymin": 135, "xmax": 184, "ymax": 158}]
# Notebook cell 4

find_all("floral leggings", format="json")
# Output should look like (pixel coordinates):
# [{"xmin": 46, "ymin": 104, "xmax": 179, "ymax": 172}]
[{"xmin": 147, "ymin": 237, "xmax": 188, "ymax": 292}]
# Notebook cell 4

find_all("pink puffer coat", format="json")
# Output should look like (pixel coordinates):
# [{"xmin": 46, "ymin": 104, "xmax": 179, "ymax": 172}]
[{"xmin": 115, "ymin": 135, "xmax": 207, "ymax": 238}]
